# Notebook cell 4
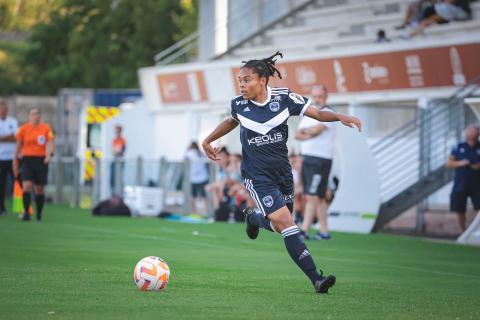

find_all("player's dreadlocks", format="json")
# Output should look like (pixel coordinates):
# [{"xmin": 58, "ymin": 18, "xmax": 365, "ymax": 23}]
[{"xmin": 241, "ymin": 51, "xmax": 283, "ymax": 84}]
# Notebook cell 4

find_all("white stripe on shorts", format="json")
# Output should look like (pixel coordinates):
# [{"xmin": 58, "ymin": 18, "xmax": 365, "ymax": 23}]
[{"xmin": 245, "ymin": 179, "xmax": 266, "ymax": 216}]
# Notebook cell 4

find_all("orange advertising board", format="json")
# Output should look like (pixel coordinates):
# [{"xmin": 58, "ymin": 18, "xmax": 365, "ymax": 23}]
[
  {"xmin": 157, "ymin": 71, "xmax": 208, "ymax": 103},
  {"xmin": 231, "ymin": 43, "xmax": 480, "ymax": 95}
]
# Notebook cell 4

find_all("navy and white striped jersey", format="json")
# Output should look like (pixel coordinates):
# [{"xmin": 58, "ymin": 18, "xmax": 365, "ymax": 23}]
[{"xmin": 230, "ymin": 86, "xmax": 311, "ymax": 178}]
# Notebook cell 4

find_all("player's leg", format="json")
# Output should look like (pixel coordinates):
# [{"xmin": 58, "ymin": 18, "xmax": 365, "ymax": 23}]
[
  {"xmin": 313, "ymin": 160, "xmax": 332, "ymax": 239},
  {"xmin": 269, "ymin": 205, "xmax": 335, "ymax": 293},
  {"xmin": 315, "ymin": 199, "xmax": 329, "ymax": 237},
  {"xmin": 33, "ymin": 184, "xmax": 45, "ymax": 221},
  {"xmin": 21, "ymin": 180, "xmax": 33, "ymax": 221},
  {"xmin": 20, "ymin": 158, "xmax": 34, "ymax": 221},
  {"xmin": 0, "ymin": 160, "xmax": 10, "ymax": 214},
  {"xmin": 300, "ymin": 162, "xmax": 322, "ymax": 239},
  {"xmin": 33, "ymin": 158, "xmax": 48, "ymax": 222},
  {"xmin": 243, "ymin": 178, "xmax": 274, "ymax": 239},
  {"xmin": 450, "ymin": 192, "xmax": 467, "ymax": 232}
]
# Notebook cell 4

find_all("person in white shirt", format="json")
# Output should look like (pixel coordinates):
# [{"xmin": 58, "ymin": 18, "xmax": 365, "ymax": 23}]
[
  {"xmin": 185, "ymin": 142, "xmax": 210, "ymax": 214},
  {"xmin": 0, "ymin": 101, "xmax": 18, "ymax": 215},
  {"xmin": 295, "ymin": 86, "xmax": 335, "ymax": 240}
]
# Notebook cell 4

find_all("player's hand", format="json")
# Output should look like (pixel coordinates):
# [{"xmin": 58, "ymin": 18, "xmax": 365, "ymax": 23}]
[
  {"xmin": 202, "ymin": 141, "xmax": 221, "ymax": 161},
  {"xmin": 471, "ymin": 163, "xmax": 480, "ymax": 170},
  {"xmin": 44, "ymin": 155, "xmax": 52, "ymax": 164},
  {"xmin": 459, "ymin": 159, "xmax": 470, "ymax": 167},
  {"xmin": 338, "ymin": 114, "xmax": 362, "ymax": 132}
]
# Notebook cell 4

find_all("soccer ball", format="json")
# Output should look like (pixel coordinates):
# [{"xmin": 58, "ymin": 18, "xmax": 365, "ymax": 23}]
[{"xmin": 133, "ymin": 256, "xmax": 170, "ymax": 291}]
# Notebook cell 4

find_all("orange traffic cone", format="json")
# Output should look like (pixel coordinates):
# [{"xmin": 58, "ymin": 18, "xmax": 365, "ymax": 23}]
[{"xmin": 13, "ymin": 179, "xmax": 33, "ymax": 217}]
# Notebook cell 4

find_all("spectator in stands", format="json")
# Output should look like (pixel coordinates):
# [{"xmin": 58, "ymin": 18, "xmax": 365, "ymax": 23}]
[
  {"xmin": 185, "ymin": 142, "xmax": 209, "ymax": 214},
  {"xmin": 0, "ymin": 101, "xmax": 18, "ymax": 216},
  {"xmin": 295, "ymin": 85, "xmax": 336, "ymax": 240},
  {"xmin": 446, "ymin": 125, "xmax": 480, "ymax": 232},
  {"xmin": 409, "ymin": 0, "xmax": 470, "ymax": 37},
  {"xmin": 375, "ymin": 29, "xmax": 391, "ymax": 43},
  {"xmin": 110, "ymin": 125, "xmax": 126, "ymax": 193},
  {"xmin": 395, "ymin": 0, "xmax": 435, "ymax": 30},
  {"xmin": 205, "ymin": 146, "xmax": 230, "ymax": 210},
  {"xmin": 225, "ymin": 154, "xmax": 255, "ymax": 208}
]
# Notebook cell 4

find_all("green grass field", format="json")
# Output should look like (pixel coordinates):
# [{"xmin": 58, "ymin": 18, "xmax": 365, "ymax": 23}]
[{"xmin": 1, "ymin": 204, "xmax": 480, "ymax": 320}]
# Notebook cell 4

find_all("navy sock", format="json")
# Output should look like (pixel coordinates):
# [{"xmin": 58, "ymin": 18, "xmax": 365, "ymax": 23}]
[
  {"xmin": 248, "ymin": 212, "xmax": 274, "ymax": 232},
  {"xmin": 281, "ymin": 225, "xmax": 321, "ymax": 284},
  {"xmin": 23, "ymin": 192, "xmax": 31, "ymax": 214},
  {"xmin": 35, "ymin": 194, "xmax": 45, "ymax": 220}
]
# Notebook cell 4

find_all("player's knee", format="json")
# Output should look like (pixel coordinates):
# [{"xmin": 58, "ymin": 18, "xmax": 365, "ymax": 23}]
[
  {"xmin": 270, "ymin": 210, "xmax": 295, "ymax": 231},
  {"xmin": 34, "ymin": 185, "xmax": 45, "ymax": 194},
  {"xmin": 23, "ymin": 181, "xmax": 33, "ymax": 192},
  {"xmin": 305, "ymin": 194, "xmax": 319, "ymax": 203}
]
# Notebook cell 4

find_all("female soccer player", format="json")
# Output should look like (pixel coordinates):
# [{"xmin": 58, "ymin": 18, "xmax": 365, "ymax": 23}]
[
  {"xmin": 202, "ymin": 52, "xmax": 361, "ymax": 293},
  {"xmin": 13, "ymin": 108, "xmax": 55, "ymax": 222}
]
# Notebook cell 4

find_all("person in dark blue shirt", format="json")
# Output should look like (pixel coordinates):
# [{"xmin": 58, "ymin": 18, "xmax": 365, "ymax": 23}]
[
  {"xmin": 202, "ymin": 51, "xmax": 361, "ymax": 294},
  {"xmin": 447, "ymin": 125, "xmax": 480, "ymax": 231}
]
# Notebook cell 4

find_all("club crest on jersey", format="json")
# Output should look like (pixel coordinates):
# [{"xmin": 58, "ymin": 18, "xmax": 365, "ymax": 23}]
[
  {"xmin": 269, "ymin": 102, "xmax": 280, "ymax": 112},
  {"xmin": 37, "ymin": 135, "xmax": 46, "ymax": 145},
  {"xmin": 289, "ymin": 92, "xmax": 305, "ymax": 104},
  {"xmin": 262, "ymin": 195, "xmax": 274, "ymax": 208}
]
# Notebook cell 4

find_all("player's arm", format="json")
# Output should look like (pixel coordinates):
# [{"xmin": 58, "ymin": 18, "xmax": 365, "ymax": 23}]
[
  {"xmin": 446, "ymin": 155, "xmax": 469, "ymax": 169},
  {"xmin": 304, "ymin": 106, "xmax": 361, "ymax": 132},
  {"xmin": 44, "ymin": 139, "xmax": 56, "ymax": 164},
  {"xmin": 202, "ymin": 118, "xmax": 239, "ymax": 160},
  {"xmin": 295, "ymin": 124, "xmax": 327, "ymax": 141},
  {"xmin": 12, "ymin": 140, "xmax": 23, "ymax": 178},
  {"xmin": 0, "ymin": 133, "xmax": 15, "ymax": 142}
]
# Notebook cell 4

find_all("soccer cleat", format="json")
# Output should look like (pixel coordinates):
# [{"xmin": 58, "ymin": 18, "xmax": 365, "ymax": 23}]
[
  {"xmin": 314, "ymin": 271, "xmax": 336, "ymax": 294},
  {"xmin": 22, "ymin": 213, "xmax": 31, "ymax": 221},
  {"xmin": 243, "ymin": 207, "xmax": 259, "ymax": 240},
  {"xmin": 312, "ymin": 232, "xmax": 331, "ymax": 240}
]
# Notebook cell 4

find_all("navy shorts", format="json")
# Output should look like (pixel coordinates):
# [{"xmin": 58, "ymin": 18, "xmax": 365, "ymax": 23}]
[
  {"xmin": 243, "ymin": 167, "xmax": 294, "ymax": 216},
  {"xmin": 450, "ymin": 191, "xmax": 480, "ymax": 214},
  {"xmin": 301, "ymin": 156, "xmax": 332, "ymax": 198},
  {"xmin": 191, "ymin": 181, "xmax": 207, "ymax": 198}
]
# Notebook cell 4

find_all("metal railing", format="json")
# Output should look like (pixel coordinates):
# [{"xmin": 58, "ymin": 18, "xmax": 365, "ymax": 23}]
[
  {"xmin": 372, "ymin": 77, "xmax": 480, "ymax": 203},
  {"xmin": 154, "ymin": 0, "xmax": 313, "ymax": 65},
  {"xmin": 48, "ymin": 157, "xmax": 219, "ymax": 216}
]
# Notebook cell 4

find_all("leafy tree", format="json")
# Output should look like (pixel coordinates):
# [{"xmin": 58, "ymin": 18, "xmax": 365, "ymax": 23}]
[{"xmin": 1, "ymin": 0, "xmax": 199, "ymax": 95}]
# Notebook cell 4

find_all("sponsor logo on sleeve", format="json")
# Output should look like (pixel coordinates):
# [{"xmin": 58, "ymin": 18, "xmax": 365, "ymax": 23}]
[
  {"xmin": 289, "ymin": 93, "xmax": 305, "ymax": 104},
  {"xmin": 262, "ymin": 195, "xmax": 274, "ymax": 208}
]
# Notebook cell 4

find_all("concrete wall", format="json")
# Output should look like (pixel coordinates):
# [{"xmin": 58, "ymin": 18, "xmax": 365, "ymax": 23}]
[{"xmin": 0, "ymin": 95, "xmax": 57, "ymax": 131}]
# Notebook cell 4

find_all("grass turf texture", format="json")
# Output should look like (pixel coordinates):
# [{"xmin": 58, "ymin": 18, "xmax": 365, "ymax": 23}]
[{"xmin": 1, "ymin": 205, "xmax": 479, "ymax": 320}]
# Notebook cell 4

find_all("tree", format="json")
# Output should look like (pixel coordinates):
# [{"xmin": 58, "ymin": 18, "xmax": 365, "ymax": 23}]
[{"xmin": 4, "ymin": 0, "xmax": 198, "ymax": 95}]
